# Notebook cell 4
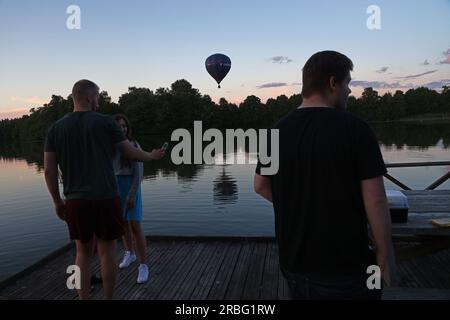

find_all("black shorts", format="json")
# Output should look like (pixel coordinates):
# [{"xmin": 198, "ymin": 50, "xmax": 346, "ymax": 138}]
[{"xmin": 64, "ymin": 197, "xmax": 124, "ymax": 243}]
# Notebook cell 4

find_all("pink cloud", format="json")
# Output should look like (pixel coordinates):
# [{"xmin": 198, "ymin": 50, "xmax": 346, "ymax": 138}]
[
  {"xmin": 0, "ymin": 108, "xmax": 30, "ymax": 120},
  {"xmin": 439, "ymin": 49, "xmax": 450, "ymax": 64}
]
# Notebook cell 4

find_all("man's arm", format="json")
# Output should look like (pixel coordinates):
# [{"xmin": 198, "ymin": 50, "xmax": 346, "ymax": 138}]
[
  {"xmin": 361, "ymin": 175, "xmax": 396, "ymax": 285},
  {"xmin": 44, "ymin": 152, "xmax": 65, "ymax": 220},
  {"xmin": 115, "ymin": 140, "xmax": 165, "ymax": 162},
  {"xmin": 254, "ymin": 174, "xmax": 272, "ymax": 203}
]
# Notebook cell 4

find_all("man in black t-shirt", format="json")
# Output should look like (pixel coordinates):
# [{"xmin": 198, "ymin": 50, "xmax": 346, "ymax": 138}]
[
  {"xmin": 255, "ymin": 51, "xmax": 393, "ymax": 300},
  {"xmin": 44, "ymin": 80, "xmax": 165, "ymax": 299}
]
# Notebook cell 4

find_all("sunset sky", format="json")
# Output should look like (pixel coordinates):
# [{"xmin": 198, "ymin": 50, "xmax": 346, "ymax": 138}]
[{"xmin": 1, "ymin": 0, "xmax": 449, "ymax": 119}]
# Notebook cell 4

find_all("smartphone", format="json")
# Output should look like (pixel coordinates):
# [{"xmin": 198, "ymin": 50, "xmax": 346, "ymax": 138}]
[{"xmin": 161, "ymin": 142, "xmax": 169, "ymax": 151}]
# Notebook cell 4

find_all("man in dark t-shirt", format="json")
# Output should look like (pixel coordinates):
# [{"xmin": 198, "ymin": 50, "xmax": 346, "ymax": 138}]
[
  {"xmin": 44, "ymin": 79, "xmax": 165, "ymax": 299},
  {"xmin": 45, "ymin": 111, "xmax": 126, "ymax": 200},
  {"xmin": 254, "ymin": 51, "xmax": 393, "ymax": 300}
]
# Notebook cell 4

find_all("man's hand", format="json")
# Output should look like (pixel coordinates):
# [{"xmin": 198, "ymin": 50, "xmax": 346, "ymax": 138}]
[
  {"xmin": 361, "ymin": 176, "xmax": 396, "ymax": 286},
  {"xmin": 376, "ymin": 250, "xmax": 387, "ymax": 276},
  {"xmin": 150, "ymin": 148, "xmax": 165, "ymax": 160},
  {"xmin": 54, "ymin": 199, "xmax": 66, "ymax": 221}
]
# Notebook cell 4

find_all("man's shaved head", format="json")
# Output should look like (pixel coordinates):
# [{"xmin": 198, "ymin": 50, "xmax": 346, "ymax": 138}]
[
  {"xmin": 72, "ymin": 79, "xmax": 99, "ymax": 102},
  {"xmin": 72, "ymin": 79, "xmax": 100, "ymax": 110}
]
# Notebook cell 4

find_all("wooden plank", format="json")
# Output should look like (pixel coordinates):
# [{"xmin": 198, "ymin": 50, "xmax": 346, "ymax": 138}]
[
  {"xmin": 402, "ymin": 260, "xmax": 435, "ymax": 288},
  {"xmin": 242, "ymin": 242, "xmax": 267, "ymax": 299},
  {"xmin": 156, "ymin": 242, "xmax": 207, "ymax": 300},
  {"xmin": 0, "ymin": 250, "xmax": 75, "ymax": 299},
  {"xmin": 408, "ymin": 205, "xmax": 450, "ymax": 213},
  {"xmin": 190, "ymin": 242, "xmax": 230, "ymax": 300},
  {"xmin": 383, "ymin": 287, "xmax": 450, "ymax": 300},
  {"xmin": 403, "ymin": 190, "xmax": 450, "ymax": 196},
  {"xmin": 2, "ymin": 236, "xmax": 450, "ymax": 300},
  {"xmin": 408, "ymin": 254, "xmax": 449, "ymax": 289},
  {"xmin": 20, "ymin": 251, "xmax": 76, "ymax": 300},
  {"xmin": 432, "ymin": 249, "xmax": 450, "ymax": 279},
  {"xmin": 127, "ymin": 241, "xmax": 186, "ymax": 300},
  {"xmin": 114, "ymin": 242, "xmax": 169, "ymax": 299},
  {"xmin": 399, "ymin": 261, "xmax": 422, "ymax": 288},
  {"xmin": 139, "ymin": 241, "xmax": 195, "ymax": 300},
  {"xmin": 207, "ymin": 242, "xmax": 242, "ymax": 300},
  {"xmin": 224, "ymin": 242, "xmax": 255, "ymax": 300},
  {"xmin": 172, "ymin": 242, "xmax": 218, "ymax": 300},
  {"xmin": 260, "ymin": 242, "xmax": 279, "ymax": 300},
  {"xmin": 396, "ymin": 263, "xmax": 418, "ymax": 288},
  {"xmin": 428, "ymin": 255, "xmax": 450, "ymax": 288},
  {"xmin": 393, "ymin": 213, "xmax": 450, "ymax": 236},
  {"xmin": 0, "ymin": 242, "xmax": 74, "ymax": 292}
]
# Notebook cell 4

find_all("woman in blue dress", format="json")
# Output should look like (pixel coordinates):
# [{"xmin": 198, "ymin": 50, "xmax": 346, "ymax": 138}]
[{"xmin": 113, "ymin": 114, "xmax": 148, "ymax": 284}]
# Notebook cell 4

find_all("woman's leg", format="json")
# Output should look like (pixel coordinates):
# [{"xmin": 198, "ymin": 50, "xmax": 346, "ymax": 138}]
[
  {"xmin": 119, "ymin": 221, "xmax": 137, "ymax": 269},
  {"xmin": 129, "ymin": 221, "xmax": 146, "ymax": 263},
  {"xmin": 122, "ymin": 221, "xmax": 134, "ymax": 253}
]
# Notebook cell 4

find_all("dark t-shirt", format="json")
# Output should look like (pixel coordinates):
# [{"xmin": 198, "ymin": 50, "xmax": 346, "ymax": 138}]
[
  {"xmin": 44, "ymin": 111, "xmax": 126, "ymax": 200},
  {"xmin": 256, "ymin": 107, "xmax": 387, "ymax": 276}
]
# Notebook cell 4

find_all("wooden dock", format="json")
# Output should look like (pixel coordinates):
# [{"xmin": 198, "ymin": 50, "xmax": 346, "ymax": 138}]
[{"xmin": 1, "ymin": 190, "xmax": 450, "ymax": 300}]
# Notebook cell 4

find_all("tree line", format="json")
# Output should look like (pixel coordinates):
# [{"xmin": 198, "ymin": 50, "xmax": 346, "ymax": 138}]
[{"xmin": 1, "ymin": 79, "xmax": 449, "ymax": 146}]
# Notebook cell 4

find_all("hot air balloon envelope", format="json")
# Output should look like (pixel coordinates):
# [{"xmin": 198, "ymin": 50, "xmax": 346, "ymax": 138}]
[{"xmin": 205, "ymin": 54, "xmax": 231, "ymax": 88}]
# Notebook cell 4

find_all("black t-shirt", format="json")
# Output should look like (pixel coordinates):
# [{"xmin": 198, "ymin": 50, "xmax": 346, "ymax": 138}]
[
  {"xmin": 256, "ymin": 107, "xmax": 387, "ymax": 276},
  {"xmin": 44, "ymin": 111, "xmax": 126, "ymax": 200}
]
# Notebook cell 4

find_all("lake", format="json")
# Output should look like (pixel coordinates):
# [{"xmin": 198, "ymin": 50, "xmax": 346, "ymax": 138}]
[{"xmin": 1, "ymin": 120, "xmax": 450, "ymax": 281}]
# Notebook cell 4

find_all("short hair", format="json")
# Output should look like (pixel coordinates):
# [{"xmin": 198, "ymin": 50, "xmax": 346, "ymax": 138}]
[
  {"xmin": 301, "ymin": 51, "xmax": 353, "ymax": 98},
  {"xmin": 72, "ymin": 79, "xmax": 99, "ymax": 101}
]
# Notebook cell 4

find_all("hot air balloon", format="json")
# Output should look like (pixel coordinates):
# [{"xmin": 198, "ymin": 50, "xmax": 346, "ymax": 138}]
[{"xmin": 205, "ymin": 54, "xmax": 231, "ymax": 88}]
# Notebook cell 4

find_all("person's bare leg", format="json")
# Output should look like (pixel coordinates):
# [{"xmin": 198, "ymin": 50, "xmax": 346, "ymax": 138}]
[
  {"xmin": 130, "ymin": 221, "xmax": 146, "ymax": 263},
  {"xmin": 122, "ymin": 222, "xmax": 134, "ymax": 253},
  {"xmin": 75, "ymin": 239, "xmax": 93, "ymax": 300},
  {"xmin": 97, "ymin": 238, "xmax": 117, "ymax": 300}
]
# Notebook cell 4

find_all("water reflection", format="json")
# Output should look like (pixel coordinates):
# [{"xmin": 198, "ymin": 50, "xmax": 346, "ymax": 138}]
[
  {"xmin": 372, "ymin": 121, "xmax": 450, "ymax": 149},
  {"xmin": 2, "ymin": 120, "xmax": 450, "ymax": 186},
  {"xmin": 213, "ymin": 166, "xmax": 238, "ymax": 205}
]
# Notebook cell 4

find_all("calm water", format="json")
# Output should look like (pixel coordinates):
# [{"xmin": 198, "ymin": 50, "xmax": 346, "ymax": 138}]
[{"xmin": 1, "ymin": 120, "xmax": 450, "ymax": 281}]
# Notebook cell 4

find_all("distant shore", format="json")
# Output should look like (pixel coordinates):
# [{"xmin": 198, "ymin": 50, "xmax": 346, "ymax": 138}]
[{"xmin": 370, "ymin": 113, "xmax": 450, "ymax": 124}]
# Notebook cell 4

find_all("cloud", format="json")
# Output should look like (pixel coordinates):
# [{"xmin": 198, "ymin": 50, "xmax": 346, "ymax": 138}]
[
  {"xmin": 376, "ymin": 67, "xmax": 388, "ymax": 73},
  {"xmin": 395, "ymin": 70, "xmax": 437, "ymax": 79},
  {"xmin": 257, "ymin": 82, "xmax": 288, "ymax": 89},
  {"xmin": 421, "ymin": 79, "xmax": 450, "ymax": 90},
  {"xmin": 350, "ymin": 79, "xmax": 450, "ymax": 91},
  {"xmin": 0, "ymin": 108, "xmax": 30, "ymax": 120},
  {"xmin": 422, "ymin": 59, "xmax": 430, "ymax": 66},
  {"xmin": 10, "ymin": 96, "xmax": 47, "ymax": 105},
  {"xmin": 350, "ymin": 80, "xmax": 411, "ymax": 89},
  {"xmin": 439, "ymin": 49, "xmax": 450, "ymax": 64},
  {"xmin": 268, "ymin": 56, "xmax": 293, "ymax": 64},
  {"xmin": 291, "ymin": 82, "xmax": 302, "ymax": 85}
]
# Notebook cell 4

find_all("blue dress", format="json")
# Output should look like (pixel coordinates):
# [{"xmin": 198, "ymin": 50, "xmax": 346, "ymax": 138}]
[
  {"xmin": 115, "ymin": 139, "xmax": 144, "ymax": 222},
  {"xmin": 117, "ymin": 175, "xmax": 143, "ymax": 221}
]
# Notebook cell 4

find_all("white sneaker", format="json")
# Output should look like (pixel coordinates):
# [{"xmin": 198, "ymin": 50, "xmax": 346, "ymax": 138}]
[
  {"xmin": 137, "ymin": 264, "xmax": 149, "ymax": 284},
  {"xmin": 119, "ymin": 251, "xmax": 136, "ymax": 269}
]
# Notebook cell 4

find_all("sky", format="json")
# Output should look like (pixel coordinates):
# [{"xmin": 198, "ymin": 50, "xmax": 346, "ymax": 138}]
[{"xmin": 0, "ymin": 0, "xmax": 449, "ymax": 119}]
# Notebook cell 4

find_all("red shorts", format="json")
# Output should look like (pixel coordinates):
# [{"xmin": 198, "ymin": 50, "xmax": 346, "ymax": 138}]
[{"xmin": 64, "ymin": 197, "xmax": 124, "ymax": 243}]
